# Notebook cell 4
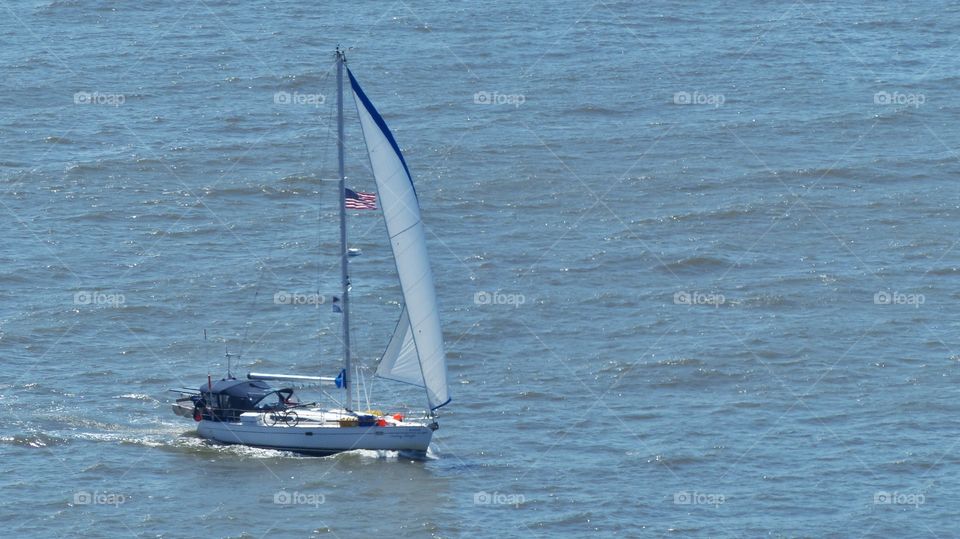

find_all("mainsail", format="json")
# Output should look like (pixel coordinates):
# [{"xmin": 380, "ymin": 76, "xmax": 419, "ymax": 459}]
[{"xmin": 348, "ymin": 69, "xmax": 450, "ymax": 410}]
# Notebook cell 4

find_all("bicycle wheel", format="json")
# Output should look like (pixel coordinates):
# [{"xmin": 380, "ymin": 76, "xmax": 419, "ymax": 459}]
[{"xmin": 282, "ymin": 411, "xmax": 299, "ymax": 427}]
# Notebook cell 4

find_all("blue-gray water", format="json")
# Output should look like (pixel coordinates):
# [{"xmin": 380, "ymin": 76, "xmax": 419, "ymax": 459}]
[{"xmin": 3, "ymin": 1, "xmax": 960, "ymax": 537}]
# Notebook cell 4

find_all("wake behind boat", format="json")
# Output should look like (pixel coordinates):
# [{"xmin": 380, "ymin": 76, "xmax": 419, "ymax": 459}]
[{"xmin": 170, "ymin": 48, "xmax": 450, "ymax": 456}]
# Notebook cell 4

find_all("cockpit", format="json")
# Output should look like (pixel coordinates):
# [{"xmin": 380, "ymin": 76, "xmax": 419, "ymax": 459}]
[
  {"xmin": 194, "ymin": 379, "xmax": 299, "ymax": 421},
  {"xmin": 253, "ymin": 388, "xmax": 300, "ymax": 411}
]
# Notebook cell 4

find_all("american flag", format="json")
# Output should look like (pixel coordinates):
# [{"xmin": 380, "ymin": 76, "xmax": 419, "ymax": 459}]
[{"xmin": 345, "ymin": 188, "xmax": 377, "ymax": 210}]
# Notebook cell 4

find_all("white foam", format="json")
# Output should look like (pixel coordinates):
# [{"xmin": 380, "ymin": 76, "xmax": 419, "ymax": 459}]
[{"xmin": 113, "ymin": 393, "xmax": 156, "ymax": 402}]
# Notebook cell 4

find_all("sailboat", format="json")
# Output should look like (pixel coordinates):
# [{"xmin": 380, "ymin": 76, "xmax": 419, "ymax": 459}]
[{"xmin": 170, "ymin": 48, "xmax": 450, "ymax": 456}]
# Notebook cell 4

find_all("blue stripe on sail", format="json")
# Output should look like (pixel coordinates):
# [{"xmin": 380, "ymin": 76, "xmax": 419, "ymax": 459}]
[
  {"xmin": 431, "ymin": 397, "xmax": 451, "ymax": 411},
  {"xmin": 347, "ymin": 68, "xmax": 417, "ymax": 199}
]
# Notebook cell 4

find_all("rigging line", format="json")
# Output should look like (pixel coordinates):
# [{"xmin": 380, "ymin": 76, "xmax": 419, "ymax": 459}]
[
  {"xmin": 237, "ymin": 62, "xmax": 339, "ymax": 376},
  {"xmin": 236, "ymin": 260, "xmax": 268, "ymax": 368}
]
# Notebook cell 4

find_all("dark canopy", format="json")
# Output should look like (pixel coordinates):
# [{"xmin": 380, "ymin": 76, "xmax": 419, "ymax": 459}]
[{"xmin": 199, "ymin": 379, "xmax": 274, "ymax": 399}]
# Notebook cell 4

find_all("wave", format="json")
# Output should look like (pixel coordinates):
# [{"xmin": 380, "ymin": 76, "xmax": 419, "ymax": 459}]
[
  {"xmin": 653, "ymin": 357, "xmax": 704, "ymax": 367},
  {"xmin": 65, "ymin": 161, "xmax": 104, "ymax": 173},
  {"xmin": 740, "ymin": 294, "xmax": 793, "ymax": 308},
  {"xmin": 790, "ymin": 165, "xmax": 869, "ymax": 180},
  {"xmin": 617, "ymin": 411, "xmax": 660, "ymax": 421},
  {"xmin": 564, "ymin": 105, "xmax": 620, "ymax": 117},
  {"xmin": 74, "ymin": 431, "xmax": 172, "ymax": 449},
  {"xmin": 324, "ymin": 448, "xmax": 436, "ymax": 461},
  {"xmin": 244, "ymin": 71, "xmax": 335, "ymax": 93},
  {"xmin": 132, "ymin": 155, "xmax": 166, "ymax": 165},
  {"xmin": 61, "ymin": 424, "xmax": 286, "ymax": 457},
  {"xmin": 0, "ymin": 161, "xmax": 29, "ymax": 170},
  {"xmin": 851, "ymin": 19, "xmax": 919, "ymax": 30},
  {"xmin": 638, "ymin": 452, "xmax": 708, "ymax": 468},
  {"xmin": 113, "ymin": 393, "xmax": 157, "ymax": 402},
  {"xmin": 167, "ymin": 436, "xmax": 437, "ymax": 461},
  {"xmin": 194, "ymin": 183, "xmax": 321, "ymax": 201},
  {"xmin": 657, "ymin": 255, "xmax": 730, "ymax": 274},
  {"xmin": 0, "ymin": 433, "xmax": 69, "ymax": 448},
  {"xmin": 516, "ymin": 390, "xmax": 560, "ymax": 401},
  {"xmin": 659, "ymin": 204, "xmax": 764, "ymax": 223},
  {"xmin": 51, "ymin": 419, "xmax": 441, "ymax": 460}
]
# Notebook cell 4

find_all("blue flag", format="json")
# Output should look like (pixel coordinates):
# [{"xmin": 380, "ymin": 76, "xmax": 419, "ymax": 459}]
[{"xmin": 335, "ymin": 369, "xmax": 346, "ymax": 388}]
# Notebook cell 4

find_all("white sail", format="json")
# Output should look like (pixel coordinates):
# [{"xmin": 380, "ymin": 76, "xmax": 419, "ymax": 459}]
[
  {"xmin": 377, "ymin": 307, "xmax": 422, "ymax": 385},
  {"xmin": 348, "ymin": 69, "xmax": 450, "ymax": 410}
]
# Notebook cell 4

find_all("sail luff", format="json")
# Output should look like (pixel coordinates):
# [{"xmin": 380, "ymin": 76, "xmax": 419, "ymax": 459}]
[{"xmin": 348, "ymin": 68, "xmax": 450, "ymax": 410}]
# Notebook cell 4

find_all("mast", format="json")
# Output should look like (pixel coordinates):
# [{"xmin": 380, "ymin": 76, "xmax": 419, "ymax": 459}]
[{"xmin": 336, "ymin": 47, "xmax": 352, "ymax": 410}]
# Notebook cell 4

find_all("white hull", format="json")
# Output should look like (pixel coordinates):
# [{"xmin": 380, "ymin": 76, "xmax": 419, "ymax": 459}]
[{"xmin": 195, "ymin": 410, "xmax": 433, "ymax": 455}]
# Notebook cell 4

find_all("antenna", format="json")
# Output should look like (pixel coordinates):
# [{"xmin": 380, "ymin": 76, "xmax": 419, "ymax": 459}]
[{"xmin": 224, "ymin": 343, "xmax": 237, "ymax": 380}]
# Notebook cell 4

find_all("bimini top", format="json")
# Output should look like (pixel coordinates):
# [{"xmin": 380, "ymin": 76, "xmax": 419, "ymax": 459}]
[{"xmin": 199, "ymin": 379, "xmax": 274, "ymax": 400}]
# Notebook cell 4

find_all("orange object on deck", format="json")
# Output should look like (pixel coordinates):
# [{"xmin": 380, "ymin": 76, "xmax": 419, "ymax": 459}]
[
  {"xmin": 392, "ymin": 413, "xmax": 404, "ymax": 422},
  {"xmin": 376, "ymin": 419, "xmax": 387, "ymax": 427}
]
